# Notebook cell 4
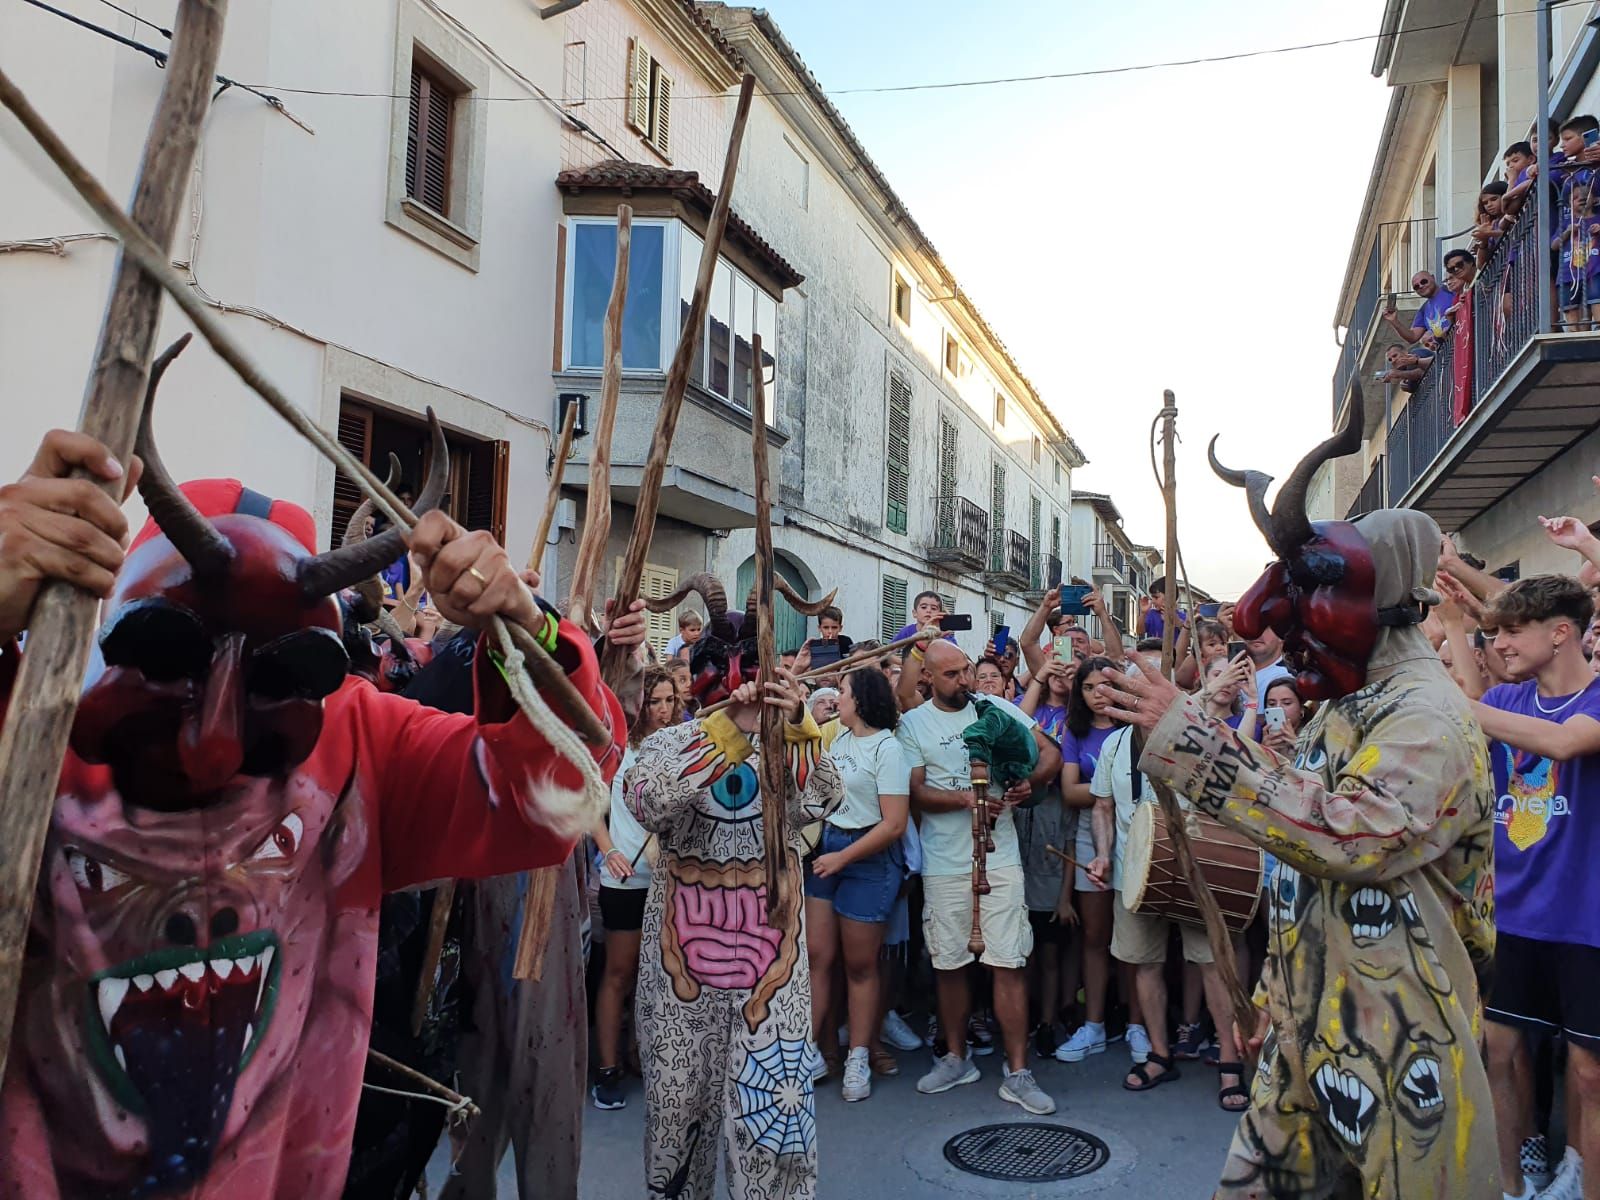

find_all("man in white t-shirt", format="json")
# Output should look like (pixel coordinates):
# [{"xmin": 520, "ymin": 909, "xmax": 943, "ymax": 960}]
[
  {"xmin": 897, "ymin": 640, "xmax": 1062, "ymax": 1115},
  {"xmin": 1086, "ymin": 723, "xmax": 1244, "ymax": 1108},
  {"xmin": 1247, "ymin": 626, "xmax": 1291, "ymax": 707}
]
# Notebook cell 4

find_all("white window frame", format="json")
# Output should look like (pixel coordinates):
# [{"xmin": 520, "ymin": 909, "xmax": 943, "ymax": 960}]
[{"xmin": 561, "ymin": 216, "xmax": 779, "ymax": 425}]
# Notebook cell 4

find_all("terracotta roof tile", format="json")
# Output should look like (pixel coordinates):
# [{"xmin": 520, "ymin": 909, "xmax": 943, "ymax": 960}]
[{"xmin": 557, "ymin": 159, "xmax": 803, "ymax": 289}]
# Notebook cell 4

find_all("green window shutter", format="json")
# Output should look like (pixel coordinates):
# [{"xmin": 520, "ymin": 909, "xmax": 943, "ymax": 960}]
[
  {"xmin": 990, "ymin": 462, "xmax": 1006, "ymax": 571},
  {"xmin": 881, "ymin": 575, "xmax": 908, "ymax": 642},
  {"xmin": 936, "ymin": 415, "xmax": 958, "ymax": 544},
  {"xmin": 886, "ymin": 371, "xmax": 912, "ymax": 534},
  {"xmin": 1029, "ymin": 496, "xmax": 1042, "ymax": 589}
]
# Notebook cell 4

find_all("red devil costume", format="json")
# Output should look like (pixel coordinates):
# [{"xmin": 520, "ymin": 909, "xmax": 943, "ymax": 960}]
[
  {"xmin": 1131, "ymin": 386, "xmax": 1497, "ymax": 1199},
  {"xmin": 0, "ymin": 408, "xmax": 623, "ymax": 1199}
]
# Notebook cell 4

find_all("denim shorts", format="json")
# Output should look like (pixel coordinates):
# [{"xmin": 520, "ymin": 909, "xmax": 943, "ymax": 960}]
[{"xmin": 803, "ymin": 823, "xmax": 903, "ymax": 924}]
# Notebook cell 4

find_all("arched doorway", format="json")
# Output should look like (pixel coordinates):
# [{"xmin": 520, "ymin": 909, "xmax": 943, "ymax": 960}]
[{"xmin": 735, "ymin": 553, "xmax": 812, "ymax": 652}]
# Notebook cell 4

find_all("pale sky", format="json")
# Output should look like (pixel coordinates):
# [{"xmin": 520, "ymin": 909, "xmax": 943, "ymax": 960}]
[{"xmin": 762, "ymin": 0, "xmax": 1394, "ymax": 597}]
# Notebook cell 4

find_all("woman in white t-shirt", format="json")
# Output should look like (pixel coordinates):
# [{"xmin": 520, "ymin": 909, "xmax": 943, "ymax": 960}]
[
  {"xmin": 590, "ymin": 667, "xmax": 680, "ymax": 1111},
  {"xmin": 804, "ymin": 667, "xmax": 911, "ymax": 1102}
]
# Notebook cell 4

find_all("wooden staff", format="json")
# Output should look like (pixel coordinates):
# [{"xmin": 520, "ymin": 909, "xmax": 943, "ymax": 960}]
[
  {"xmin": 410, "ymin": 882, "xmax": 455, "ymax": 1037},
  {"xmin": 697, "ymin": 629, "xmax": 928, "ymax": 719},
  {"xmin": 0, "ymin": 0, "xmax": 227, "ymax": 1079},
  {"xmin": 0, "ymin": 62, "xmax": 610, "ymax": 749},
  {"xmin": 1143, "ymin": 390, "xmax": 1257, "ymax": 1068},
  {"xmin": 749, "ymin": 336, "xmax": 793, "ymax": 925},
  {"xmin": 365, "ymin": 1047, "xmax": 480, "ymax": 1122},
  {"xmin": 600, "ymin": 74, "xmax": 756, "ymax": 680},
  {"xmin": 967, "ymin": 761, "xmax": 994, "ymax": 955},
  {"xmin": 527, "ymin": 401, "xmax": 579, "ymax": 571},
  {"xmin": 567, "ymin": 204, "xmax": 632, "ymax": 633},
  {"xmin": 509, "ymin": 207, "xmax": 634, "ymax": 983}
]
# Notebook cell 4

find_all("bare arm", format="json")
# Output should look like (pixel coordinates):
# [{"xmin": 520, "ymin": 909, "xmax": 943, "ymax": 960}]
[
  {"xmin": 1472, "ymin": 707, "xmax": 1600, "ymax": 762},
  {"xmin": 1085, "ymin": 588, "xmax": 1125, "ymax": 665},
  {"xmin": 909, "ymin": 764, "xmax": 972, "ymax": 815},
  {"xmin": 1020, "ymin": 587, "xmax": 1058, "ymax": 676},
  {"xmin": 1060, "ymin": 760, "xmax": 1094, "ymax": 808},
  {"xmin": 896, "ymin": 644, "xmax": 927, "ymax": 712}
]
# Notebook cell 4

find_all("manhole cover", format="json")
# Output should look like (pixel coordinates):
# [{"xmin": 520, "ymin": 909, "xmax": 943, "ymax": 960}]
[{"xmin": 942, "ymin": 1122, "xmax": 1110, "ymax": 1182}]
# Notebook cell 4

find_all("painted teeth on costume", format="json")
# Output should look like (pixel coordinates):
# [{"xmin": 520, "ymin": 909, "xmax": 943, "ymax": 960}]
[
  {"xmin": 236, "ymin": 954, "xmax": 255, "ymax": 975},
  {"xmin": 1403, "ymin": 1057, "xmax": 1444, "ymax": 1108},
  {"xmin": 132, "ymin": 973, "xmax": 154, "ymax": 992},
  {"xmin": 113, "ymin": 1044, "xmax": 127, "ymax": 1072},
  {"xmin": 97, "ymin": 976, "xmax": 129, "ymax": 1032},
  {"xmin": 213, "ymin": 957, "xmax": 234, "ymax": 981},
  {"xmin": 154, "ymin": 968, "xmax": 178, "ymax": 990},
  {"xmin": 1313, "ymin": 1062, "xmax": 1377, "ymax": 1144},
  {"xmin": 177, "ymin": 962, "xmax": 205, "ymax": 982}
]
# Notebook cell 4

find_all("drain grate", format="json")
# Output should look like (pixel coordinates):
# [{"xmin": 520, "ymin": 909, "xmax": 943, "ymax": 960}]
[{"xmin": 943, "ymin": 1122, "xmax": 1110, "ymax": 1182}]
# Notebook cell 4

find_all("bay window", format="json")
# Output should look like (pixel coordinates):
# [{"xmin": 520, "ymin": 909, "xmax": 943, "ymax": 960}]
[{"xmin": 564, "ymin": 216, "xmax": 778, "ymax": 421}]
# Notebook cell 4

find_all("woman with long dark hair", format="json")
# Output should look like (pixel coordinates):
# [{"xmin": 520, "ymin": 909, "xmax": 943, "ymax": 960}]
[
  {"xmin": 805, "ymin": 667, "xmax": 910, "ymax": 1102},
  {"xmin": 590, "ymin": 666, "xmax": 681, "ymax": 1110},
  {"xmin": 1054, "ymin": 657, "xmax": 1147, "ymax": 1065}
]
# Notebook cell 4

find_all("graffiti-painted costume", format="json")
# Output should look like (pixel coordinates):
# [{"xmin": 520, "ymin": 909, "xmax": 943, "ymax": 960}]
[
  {"xmin": 1142, "ymin": 406, "xmax": 1498, "ymax": 1199},
  {"xmin": 0, "ymin": 415, "xmax": 623, "ymax": 1200},
  {"xmin": 625, "ymin": 706, "xmax": 842, "ymax": 1200}
]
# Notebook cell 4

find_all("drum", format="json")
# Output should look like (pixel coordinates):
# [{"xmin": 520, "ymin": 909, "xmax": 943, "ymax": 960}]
[{"xmin": 1122, "ymin": 802, "xmax": 1263, "ymax": 934}]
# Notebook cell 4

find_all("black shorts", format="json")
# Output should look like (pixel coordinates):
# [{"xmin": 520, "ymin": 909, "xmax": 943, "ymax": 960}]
[
  {"xmin": 598, "ymin": 885, "xmax": 647, "ymax": 933},
  {"xmin": 1028, "ymin": 910, "xmax": 1071, "ymax": 948},
  {"xmin": 1486, "ymin": 931, "xmax": 1600, "ymax": 1049}
]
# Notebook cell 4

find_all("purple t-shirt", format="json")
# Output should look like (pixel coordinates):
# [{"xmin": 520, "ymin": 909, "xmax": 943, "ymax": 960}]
[
  {"xmin": 1060, "ymin": 723, "xmax": 1115, "ymax": 783},
  {"xmin": 1033, "ymin": 702, "xmax": 1068, "ymax": 745},
  {"xmin": 1412, "ymin": 290, "xmax": 1455, "ymax": 339},
  {"xmin": 1483, "ymin": 679, "xmax": 1600, "ymax": 947},
  {"xmin": 1141, "ymin": 608, "xmax": 1185, "ymax": 640}
]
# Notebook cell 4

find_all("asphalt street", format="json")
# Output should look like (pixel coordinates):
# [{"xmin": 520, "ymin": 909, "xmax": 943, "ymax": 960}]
[{"xmin": 431, "ymin": 1040, "xmax": 1244, "ymax": 1197}]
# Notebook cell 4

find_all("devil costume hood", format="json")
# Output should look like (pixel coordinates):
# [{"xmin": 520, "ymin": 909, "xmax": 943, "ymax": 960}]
[
  {"xmin": 0, "ymin": 402, "xmax": 625, "ymax": 1199},
  {"xmin": 1136, "ymin": 386, "xmax": 1499, "ymax": 1198}
]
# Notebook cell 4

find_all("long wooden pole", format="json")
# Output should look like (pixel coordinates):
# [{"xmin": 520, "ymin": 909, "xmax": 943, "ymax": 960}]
[
  {"xmin": 697, "ymin": 629, "xmax": 928, "ymax": 719},
  {"xmin": 567, "ymin": 204, "xmax": 632, "ymax": 634},
  {"xmin": 0, "ymin": 0, "xmax": 227, "ymax": 1079},
  {"xmin": 0, "ymin": 64, "xmax": 610, "ymax": 749},
  {"xmin": 748, "ymin": 336, "xmax": 793, "ymax": 926},
  {"xmin": 600, "ymin": 74, "xmax": 756, "ymax": 680},
  {"xmin": 510, "ymin": 208, "xmax": 634, "ymax": 983},
  {"xmin": 1141, "ymin": 390, "xmax": 1256, "ymax": 1069},
  {"xmin": 527, "ymin": 401, "xmax": 579, "ymax": 572}
]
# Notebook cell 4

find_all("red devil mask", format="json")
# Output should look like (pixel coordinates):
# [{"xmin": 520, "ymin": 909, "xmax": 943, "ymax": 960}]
[
  {"xmin": 70, "ymin": 395, "xmax": 449, "ymax": 809},
  {"xmin": 1209, "ymin": 384, "xmax": 1419, "ymax": 701}
]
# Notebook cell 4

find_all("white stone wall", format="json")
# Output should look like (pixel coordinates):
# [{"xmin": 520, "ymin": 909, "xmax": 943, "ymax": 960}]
[
  {"xmin": 2, "ymin": 0, "xmax": 568, "ymax": 559},
  {"xmin": 1456, "ymin": 424, "xmax": 1600, "ymax": 578}
]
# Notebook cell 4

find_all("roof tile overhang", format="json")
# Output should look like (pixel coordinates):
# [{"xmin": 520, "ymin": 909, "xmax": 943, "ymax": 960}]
[{"xmin": 558, "ymin": 159, "xmax": 804, "ymax": 293}]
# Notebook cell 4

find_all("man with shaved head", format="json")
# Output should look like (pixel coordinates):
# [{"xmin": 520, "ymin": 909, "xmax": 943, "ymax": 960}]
[{"xmin": 895, "ymin": 637, "xmax": 1063, "ymax": 1115}]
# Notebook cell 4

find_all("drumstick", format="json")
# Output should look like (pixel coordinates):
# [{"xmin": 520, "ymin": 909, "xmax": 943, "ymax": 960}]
[{"xmin": 1044, "ymin": 844, "xmax": 1079, "ymax": 873}]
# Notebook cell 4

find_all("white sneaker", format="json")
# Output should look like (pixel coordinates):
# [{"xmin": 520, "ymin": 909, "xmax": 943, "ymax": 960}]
[
  {"xmin": 999, "ymin": 1066, "xmax": 1056, "ymax": 1115},
  {"xmin": 1536, "ymin": 1147, "xmax": 1583, "ymax": 1200},
  {"xmin": 882, "ymin": 1009, "xmax": 923, "ymax": 1052},
  {"xmin": 917, "ymin": 1051, "xmax": 980, "ymax": 1094},
  {"xmin": 1126, "ymin": 1023, "xmax": 1152, "ymax": 1064},
  {"xmin": 1054, "ymin": 1022, "xmax": 1106, "ymax": 1063},
  {"xmin": 842, "ymin": 1047, "xmax": 872, "ymax": 1102}
]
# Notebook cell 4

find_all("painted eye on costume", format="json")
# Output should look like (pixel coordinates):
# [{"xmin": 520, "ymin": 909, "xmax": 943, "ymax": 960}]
[
  {"xmin": 247, "ymin": 812, "xmax": 304, "ymax": 862},
  {"xmin": 65, "ymin": 848, "xmax": 130, "ymax": 894}
]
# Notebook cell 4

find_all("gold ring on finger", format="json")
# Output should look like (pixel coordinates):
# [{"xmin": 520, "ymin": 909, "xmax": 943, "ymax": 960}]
[{"xmin": 467, "ymin": 566, "xmax": 490, "ymax": 586}]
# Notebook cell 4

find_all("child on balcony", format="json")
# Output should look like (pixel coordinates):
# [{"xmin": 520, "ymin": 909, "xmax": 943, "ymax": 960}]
[{"xmin": 1553, "ymin": 171, "xmax": 1600, "ymax": 330}]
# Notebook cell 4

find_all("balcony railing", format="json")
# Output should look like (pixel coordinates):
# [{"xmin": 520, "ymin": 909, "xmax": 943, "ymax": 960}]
[
  {"xmin": 1347, "ymin": 454, "xmax": 1386, "ymax": 520},
  {"xmin": 1332, "ymin": 217, "xmax": 1439, "ymax": 423},
  {"xmin": 1094, "ymin": 541, "xmax": 1126, "ymax": 577},
  {"xmin": 928, "ymin": 495, "xmax": 988, "ymax": 569},
  {"xmin": 1376, "ymin": 201, "xmax": 1542, "ymax": 509},
  {"xmin": 986, "ymin": 528, "xmax": 1031, "ymax": 584}
]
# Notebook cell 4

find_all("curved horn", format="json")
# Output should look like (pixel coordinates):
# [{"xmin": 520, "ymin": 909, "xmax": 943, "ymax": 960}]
[
  {"xmin": 1267, "ymin": 380, "xmax": 1366, "ymax": 555},
  {"xmin": 1207, "ymin": 435, "xmax": 1275, "ymax": 549},
  {"xmin": 645, "ymin": 572, "xmax": 733, "ymax": 641},
  {"xmin": 135, "ymin": 334, "xmax": 235, "ymax": 575},
  {"xmin": 298, "ymin": 409, "xmax": 450, "ymax": 599},
  {"xmin": 341, "ymin": 453, "xmax": 403, "ymax": 548},
  {"xmin": 775, "ymin": 578, "xmax": 838, "ymax": 617}
]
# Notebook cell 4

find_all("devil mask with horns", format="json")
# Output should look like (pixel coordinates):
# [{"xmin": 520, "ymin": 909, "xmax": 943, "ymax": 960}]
[
  {"xmin": 1209, "ymin": 384, "xmax": 1429, "ymax": 702},
  {"xmin": 648, "ymin": 573, "xmax": 837, "ymax": 707}
]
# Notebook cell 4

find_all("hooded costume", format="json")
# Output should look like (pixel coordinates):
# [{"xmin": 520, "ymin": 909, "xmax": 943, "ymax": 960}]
[
  {"xmin": 622, "ymin": 574, "xmax": 843, "ymax": 1200},
  {"xmin": 0, "ymin": 405, "xmax": 624, "ymax": 1200},
  {"xmin": 1137, "ymin": 387, "xmax": 1497, "ymax": 1199}
]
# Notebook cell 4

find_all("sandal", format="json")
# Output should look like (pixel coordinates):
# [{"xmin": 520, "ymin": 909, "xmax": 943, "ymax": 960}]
[
  {"xmin": 1123, "ymin": 1052, "xmax": 1181, "ymax": 1092},
  {"xmin": 1217, "ymin": 1062, "xmax": 1249, "ymax": 1112}
]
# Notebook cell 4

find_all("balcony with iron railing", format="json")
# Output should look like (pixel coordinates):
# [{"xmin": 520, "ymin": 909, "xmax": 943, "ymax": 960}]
[
  {"xmin": 1341, "ymin": 182, "xmax": 1600, "ymax": 531},
  {"xmin": 927, "ymin": 495, "xmax": 989, "ymax": 570},
  {"xmin": 1093, "ymin": 541, "xmax": 1127, "ymax": 578},
  {"xmin": 985, "ymin": 528, "xmax": 1031, "ymax": 587},
  {"xmin": 1332, "ymin": 217, "xmax": 1439, "ymax": 432},
  {"xmin": 1347, "ymin": 453, "xmax": 1386, "ymax": 520}
]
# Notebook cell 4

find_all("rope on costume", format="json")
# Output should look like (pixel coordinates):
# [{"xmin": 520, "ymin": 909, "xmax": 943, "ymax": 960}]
[{"xmin": 358, "ymin": 1080, "xmax": 476, "ymax": 1126}]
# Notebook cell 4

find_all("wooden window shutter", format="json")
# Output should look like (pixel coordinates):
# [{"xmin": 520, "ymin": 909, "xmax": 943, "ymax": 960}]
[
  {"xmin": 1029, "ymin": 495, "xmax": 1042, "ymax": 588},
  {"xmin": 936, "ymin": 415, "xmax": 958, "ymax": 543},
  {"xmin": 990, "ymin": 462, "xmax": 1006, "ymax": 571},
  {"xmin": 463, "ymin": 440, "xmax": 509, "ymax": 544},
  {"xmin": 406, "ymin": 58, "xmax": 453, "ymax": 216},
  {"xmin": 651, "ymin": 69, "xmax": 672, "ymax": 156},
  {"xmin": 627, "ymin": 40, "xmax": 651, "ymax": 133},
  {"xmin": 885, "ymin": 370, "xmax": 911, "ymax": 534},
  {"xmin": 332, "ymin": 400, "xmax": 374, "ymax": 546},
  {"xmin": 938, "ymin": 592, "xmax": 955, "ymax": 616},
  {"xmin": 880, "ymin": 575, "xmax": 908, "ymax": 643},
  {"xmin": 620, "ymin": 558, "xmax": 680, "ymax": 652}
]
